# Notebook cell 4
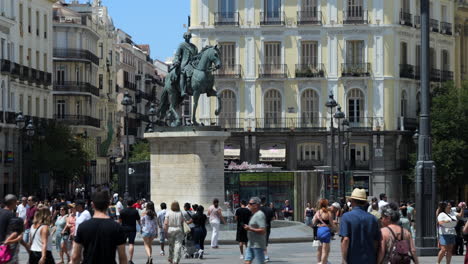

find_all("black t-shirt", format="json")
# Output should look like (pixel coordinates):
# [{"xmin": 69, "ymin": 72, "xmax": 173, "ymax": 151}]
[
  {"xmin": 192, "ymin": 213, "xmax": 207, "ymax": 228},
  {"xmin": 260, "ymin": 206, "xmax": 275, "ymax": 227},
  {"xmin": 75, "ymin": 218, "xmax": 126, "ymax": 264},
  {"xmin": 0, "ymin": 208, "xmax": 14, "ymax": 242},
  {"xmin": 119, "ymin": 208, "xmax": 140, "ymax": 232},
  {"xmin": 235, "ymin": 207, "xmax": 252, "ymax": 229}
]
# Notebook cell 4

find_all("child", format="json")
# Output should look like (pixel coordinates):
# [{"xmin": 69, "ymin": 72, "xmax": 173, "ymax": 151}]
[{"xmin": 4, "ymin": 217, "xmax": 25, "ymax": 264}]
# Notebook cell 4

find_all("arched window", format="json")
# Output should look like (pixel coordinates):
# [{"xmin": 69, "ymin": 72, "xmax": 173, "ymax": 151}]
[
  {"xmin": 301, "ymin": 89, "xmax": 319, "ymax": 126},
  {"xmin": 347, "ymin": 88, "xmax": 364, "ymax": 124},
  {"xmin": 219, "ymin": 90, "xmax": 236, "ymax": 128},
  {"xmin": 401, "ymin": 90, "xmax": 407, "ymax": 117},
  {"xmin": 264, "ymin": 89, "xmax": 282, "ymax": 126}
]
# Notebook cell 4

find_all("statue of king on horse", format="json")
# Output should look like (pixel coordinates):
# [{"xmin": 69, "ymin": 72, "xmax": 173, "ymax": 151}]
[{"xmin": 156, "ymin": 32, "xmax": 222, "ymax": 127}]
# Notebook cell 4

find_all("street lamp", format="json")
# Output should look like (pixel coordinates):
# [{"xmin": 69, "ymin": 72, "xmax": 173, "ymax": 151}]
[
  {"xmin": 26, "ymin": 120, "xmax": 35, "ymax": 137},
  {"xmin": 121, "ymin": 90, "xmax": 133, "ymax": 201},
  {"xmin": 325, "ymin": 91, "xmax": 338, "ymax": 201},
  {"xmin": 15, "ymin": 113, "xmax": 35, "ymax": 197},
  {"xmin": 342, "ymin": 119, "xmax": 352, "ymax": 197},
  {"xmin": 333, "ymin": 106, "xmax": 345, "ymax": 199},
  {"xmin": 147, "ymin": 103, "xmax": 157, "ymax": 133}
]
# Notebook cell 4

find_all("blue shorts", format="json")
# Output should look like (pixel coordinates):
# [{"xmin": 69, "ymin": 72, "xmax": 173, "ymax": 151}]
[
  {"xmin": 142, "ymin": 232, "xmax": 157, "ymax": 238},
  {"xmin": 439, "ymin": 234, "xmax": 456, "ymax": 246},
  {"xmin": 317, "ymin": 226, "xmax": 331, "ymax": 243},
  {"xmin": 244, "ymin": 247, "xmax": 265, "ymax": 263},
  {"xmin": 159, "ymin": 231, "xmax": 166, "ymax": 243}
]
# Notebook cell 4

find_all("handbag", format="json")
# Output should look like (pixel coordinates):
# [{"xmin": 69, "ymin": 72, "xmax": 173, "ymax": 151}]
[
  {"xmin": 0, "ymin": 245, "xmax": 11, "ymax": 264},
  {"xmin": 180, "ymin": 212, "xmax": 191, "ymax": 235}
]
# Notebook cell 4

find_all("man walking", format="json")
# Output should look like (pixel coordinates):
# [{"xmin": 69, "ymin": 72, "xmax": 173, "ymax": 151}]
[
  {"xmin": 281, "ymin": 200, "xmax": 294, "ymax": 221},
  {"xmin": 119, "ymin": 198, "xmax": 141, "ymax": 264},
  {"xmin": 16, "ymin": 197, "xmax": 28, "ymax": 220},
  {"xmin": 71, "ymin": 191, "xmax": 127, "ymax": 264},
  {"xmin": 0, "ymin": 195, "xmax": 17, "ymax": 243},
  {"xmin": 244, "ymin": 197, "xmax": 266, "ymax": 264},
  {"xmin": 378, "ymin": 193, "xmax": 388, "ymax": 212},
  {"xmin": 260, "ymin": 197, "xmax": 275, "ymax": 262},
  {"xmin": 235, "ymin": 200, "xmax": 251, "ymax": 260},
  {"xmin": 157, "ymin": 202, "xmax": 167, "ymax": 256},
  {"xmin": 340, "ymin": 188, "xmax": 381, "ymax": 264},
  {"xmin": 75, "ymin": 200, "xmax": 92, "ymax": 236},
  {"xmin": 23, "ymin": 196, "xmax": 37, "ymax": 243}
]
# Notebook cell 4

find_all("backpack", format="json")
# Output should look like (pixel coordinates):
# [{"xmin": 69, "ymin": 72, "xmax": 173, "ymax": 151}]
[{"xmin": 387, "ymin": 226, "xmax": 413, "ymax": 264}]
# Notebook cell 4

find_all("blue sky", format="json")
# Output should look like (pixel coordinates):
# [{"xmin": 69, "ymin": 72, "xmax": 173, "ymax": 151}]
[{"xmin": 102, "ymin": 0, "xmax": 191, "ymax": 62}]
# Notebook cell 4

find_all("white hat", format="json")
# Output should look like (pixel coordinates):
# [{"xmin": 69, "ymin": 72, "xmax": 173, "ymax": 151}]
[
  {"xmin": 113, "ymin": 193, "xmax": 119, "ymax": 198},
  {"xmin": 332, "ymin": 202, "xmax": 341, "ymax": 209},
  {"xmin": 349, "ymin": 188, "xmax": 367, "ymax": 201}
]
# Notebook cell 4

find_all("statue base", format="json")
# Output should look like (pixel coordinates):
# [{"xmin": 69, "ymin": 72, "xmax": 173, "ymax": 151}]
[{"xmin": 144, "ymin": 128, "xmax": 230, "ymax": 208}]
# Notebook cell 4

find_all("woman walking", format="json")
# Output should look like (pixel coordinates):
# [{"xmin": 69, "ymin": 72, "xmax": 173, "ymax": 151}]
[
  {"xmin": 3, "ymin": 217, "xmax": 24, "ymax": 264},
  {"xmin": 304, "ymin": 202, "xmax": 314, "ymax": 227},
  {"xmin": 28, "ymin": 205, "xmax": 55, "ymax": 264},
  {"xmin": 192, "ymin": 205, "xmax": 208, "ymax": 259},
  {"xmin": 377, "ymin": 203, "xmax": 418, "ymax": 264},
  {"xmin": 437, "ymin": 201, "xmax": 458, "ymax": 264},
  {"xmin": 63, "ymin": 204, "xmax": 76, "ymax": 255},
  {"xmin": 54, "ymin": 206, "xmax": 69, "ymax": 264},
  {"xmin": 208, "ymin": 198, "xmax": 225, "ymax": 249},
  {"xmin": 164, "ymin": 201, "xmax": 185, "ymax": 264},
  {"xmin": 312, "ymin": 199, "xmax": 335, "ymax": 264},
  {"xmin": 141, "ymin": 202, "xmax": 158, "ymax": 264}
]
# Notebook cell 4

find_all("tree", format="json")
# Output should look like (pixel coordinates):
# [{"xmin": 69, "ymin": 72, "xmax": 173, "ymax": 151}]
[{"xmin": 129, "ymin": 140, "xmax": 150, "ymax": 162}]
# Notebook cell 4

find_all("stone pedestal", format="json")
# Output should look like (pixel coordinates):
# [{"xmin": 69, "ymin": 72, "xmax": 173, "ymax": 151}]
[{"xmin": 144, "ymin": 128, "xmax": 230, "ymax": 208}]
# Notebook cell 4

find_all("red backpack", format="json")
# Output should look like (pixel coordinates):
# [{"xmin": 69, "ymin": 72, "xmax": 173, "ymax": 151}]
[{"xmin": 386, "ymin": 226, "xmax": 413, "ymax": 264}]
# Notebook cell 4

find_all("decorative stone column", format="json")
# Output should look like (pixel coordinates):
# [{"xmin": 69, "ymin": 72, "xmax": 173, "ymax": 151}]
[{"xmin": 144, "ymin": 127, "xmax": 230, "ymax": 208}]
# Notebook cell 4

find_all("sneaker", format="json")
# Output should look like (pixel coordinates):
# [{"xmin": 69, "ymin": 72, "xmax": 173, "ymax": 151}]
[
  {"xmin": 198, "ymin": 249, "xmax": 204, "ymax": 259},
  {"xmin": 160, "ymin": 250, "xmax": 165, "ymax": 256},
  {"xmin": 240, "ymin": 254, "xmax": 244, "ymax": 259},
  {"xmin": 264, "ymin": 256, "xmax": 270, "ymax": 262},
  {"xmin": 193, "ymin": 251, "xmax": 200, "ymax": 259}
]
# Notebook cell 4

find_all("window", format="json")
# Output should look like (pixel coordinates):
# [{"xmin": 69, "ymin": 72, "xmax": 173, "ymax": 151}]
[
  {"xmin": 346, "ymin": 40, "xmax": 364, "ymax": 65},
  {"xmin": 301, "ymin": 41, "xmax": 318, "ymax": 66},
  {"xmin": 27, "ymin": 48, "xmax": 31, "ymax": 67},
  {"xmin": 441, "ymin": 50, "xmax": 449, "ymax": 71},
  {"xmin": 301, "ymin": 89, "xmax": 319, "ymax": 126},
  {"xmin": 19, "ymin": 94, "xmax": 23, "ymax": 112},
  {"xmin": 0, "ymin": 82, "xmax": 4, "ymax": 111},
  {"xmin": 56, "ymin": 66, "xmax": 65, "ymax": 85},
  {"xmin": 76, "ymin": 66, "xmax": 81, "ymax": 83},
  {"xmin": 43, "ymin": 99, "xmax": 47, "ymax": 118},
  {"xmin": 19, "ymin": 45, "xmax": 23, "ymax": 64},
  {"xmin": 76, "ymin": 101, "xmax": 81, "ymax": 116},
  {"xmin": 27, "ymin": 8, "xmax": 31, "ymax": 33},
  {"xmin": 401, "ymin": 0, "xmax": 410, "ymax": 13},
  {"xmin": 99, "ymin": 74, "xmax": 103, "ymax": 89},
  {"xmin": 27, "ymin": 96, "xmax": 31, "ymax": 115},
  {"xmin": 302, "ymin": 0, "xmax": 318, "ymax": 14},
  {"xmin": 19, "ymin": 4, "xmax": 23, "ymax": 36},
  {"xmin": 350, "ymin": 143, "xmax": 369, "ymax": 169},
  {"xmin": 297, "ymin": 143, "xmax": 322, "ymax": 161},
  {"xmin": 401, "ymin": 91, "xmax": 407, "ymax": 117},
  {"xmin": 400, "ymin": 42, "xmax": 408, "ymax": 65},
  {"xmin": 441, "ymin": 5, "xmax": 447, "ymax": 22},
  {"xmin": 264, "ymin": 0, "xmax": 281, "ymax": 18},
  {"xmin": 0, "ymin": 39, "xmax": 4, "ymax": 59},
  {"xmin": 99, "ymin": 43, "xmax": 103, "ymax": 59},
  {"xmin": 219, "ymin": 42, "xmax": 235, "ymax": 73},
  {"xmin": 35, "ymin": 97, "xmax": 39, "ymax": 117},
  {"xmin": 56, "ymin": 100, "xmax": 65, "ymax": 118},
  {"xmin": 36, "ymin": 11, "xmax": 39, "ymax": 36},
  {"xmin": 219, "ymin": 90, "xmax": 236, "ymax": 127},
  {"xmin": 347, "ymin": 88, "xmax": 364, "ymax": 124},
  {"xmin": 347, "ymin": 0, "xmax": 363, "ymax": 18},
  {"xmin": 44, "ymin": 14, "xmax": 47, "ymax": 38},
  {"xmin": 264, "ymin": 89, "xmax": 282, "ymax": 125},
  {"xmin": 43, "ymin": 54, "xmax": 47, "ymax": 72},
  {"xmin": 265, "ymin": 42, "xmax": 281, "ymax": 65},
  {"xmin": 36, "ymin": 51, "xmax": 40, "ymax": 70},
  {"xmin": 219, "ymin": 0, "xmax": 235, "ymax": 14},
  {"xmin": 429, "ymin": 48, "xmax": 436, "ymax": 69}
]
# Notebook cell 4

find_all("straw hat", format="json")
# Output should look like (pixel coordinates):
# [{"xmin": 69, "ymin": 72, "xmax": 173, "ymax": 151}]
[{"xmin": 349, "ymin": 188, "xmax": 367, "ymax": 201}]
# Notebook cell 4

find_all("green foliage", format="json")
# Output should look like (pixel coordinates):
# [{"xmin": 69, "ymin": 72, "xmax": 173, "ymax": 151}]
[
  {"xmin": 129, "ymin": 140, "xmax": 150, "ymax": 162},
  {"xmin": 32, "ymin": 122, "xmax": 89, "ymax": 185},
  {"xmin": 99, "ymin": 120, "xmax": 114, "ymax": 157}
]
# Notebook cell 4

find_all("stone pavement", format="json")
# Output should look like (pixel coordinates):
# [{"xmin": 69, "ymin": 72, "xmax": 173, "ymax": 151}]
[{"xmin": 18, "ymin": 240, "xmax": 465, "ymax": 263}]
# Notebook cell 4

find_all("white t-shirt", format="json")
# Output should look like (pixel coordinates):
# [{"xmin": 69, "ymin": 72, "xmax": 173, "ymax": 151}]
[
  {"xmin": 437, "ymin": 211, "xmax": 457, "ymax": 235},
  {"xmin": 16, "ymin": 204, "xmax": 28, "ymax": 220},
  {"xmin": 116, "ymin": 201, "xmax": 124, "ymax": 216},
  {"xmin": 378, "ymin": 200, "xmax": 388, "ymax": 212},
  {"xmin": 75, "ymin": 210, "xmax": 92, "ymax": 236}
]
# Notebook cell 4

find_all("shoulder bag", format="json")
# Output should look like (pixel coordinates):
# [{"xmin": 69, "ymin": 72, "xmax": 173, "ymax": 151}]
[
  {"xmin": 0, "ymin": 244, "xmax": 11, "ymax": 264},
  {"xmin": 180, "ymin": 212, "xmax": 191, "ymax": 235}
]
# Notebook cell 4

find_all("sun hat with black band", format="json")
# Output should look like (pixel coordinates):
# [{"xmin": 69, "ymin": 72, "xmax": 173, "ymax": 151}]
[{"xmin": 349, "ymin": 188, "xmax": 367, "ymax": 201}]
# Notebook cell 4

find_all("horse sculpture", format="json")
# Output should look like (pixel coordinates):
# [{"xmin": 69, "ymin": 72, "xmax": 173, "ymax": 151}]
[{"xmin": 156, "ymin": 45, "xmax": 222, "ymax": 127}]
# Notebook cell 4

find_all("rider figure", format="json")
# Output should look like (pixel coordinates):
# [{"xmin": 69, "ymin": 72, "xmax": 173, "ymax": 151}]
[{"xmin": 173, "ymin": 32, "xmax": 198, "ymax": 97}]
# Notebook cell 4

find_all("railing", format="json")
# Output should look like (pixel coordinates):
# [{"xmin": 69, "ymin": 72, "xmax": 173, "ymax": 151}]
[
  {"xmin": 45, "ymin": 73, "xmax": 52, "ymax": 86},
  {"xmin": 198, "ymin": 118, "xmax": 245, "ymax": 131},
  {"xmin": 297, "ymin": 11, "xmax": 322, "ymax": 25},
  {"xmin": 398, "ymin": 116, "xmax": 418, "ymax": 131},
  {"xmin": 136, "ymin": 90, "xmax": 153, "ymax": 101},
  {"xmin": 54, "ymin": 48, "xmax": 99, "ymax": 65},
  {"xmin": 440, "ymin": 22, "xmax": 452, "ymax": 35},
  {"xmin": 341, "ymin": 63, "xmax": 371, "ymax": 77},
  {"xmin": 19, "ymin": 65, "xmax": 29, "ymax": 81},
  {"xmin": 343, "ymin": 10, "xmax": 368, "ymax": 24},
  {"xmin": 256, "ymin": 117, "xmax": 328, "ymax": 131},
  {"xmin": 38, "ymin": 71, "xmax": 45, "ymax": 85},
  {"xmin": 430, "ymin": 68, "xmax": 441, "ymax": 82},
  {"xmin": 348, "ymin": 117, "xmax": 385, "ymax": 131},
  {"xmin": 350, "ymin": 161, "xmax": 370, "ymax": 170},
  {"xmin": 400, "ymin": 64, "xmax": 414, "ymax": 79},
  {"xmin": 441, "ymin": 70, "xmax": 453, "ymax": 82},
  {"xmin": 414, "ymin": 15, "xmax": 421, "ymax": 28},
  {"xmin": 214, "ymin": 12, "xmax": 239, "ymax": 26},
  {"xmin": 0, "ymin": 59, "xmax": 11, "ymax": 73},
  {"xmin": 260, "ymin": 11, "xmax": 285, "ymax": 25},
  {"xmin": 258, "ymin": 64, "xmax": 288, "ymax": 78},
  {"xmin": 430, "ymin": 19, "xmax": 439, "ymax": 32},
  {"xmin": 214, "ymin": 64, "xmax": 242, "ymax": 78},
  {"xmin": 53, "ymin": 81, "xmax": 100, "ymax": 97},
  {"xmin": 400, "ymin": 11, "xmax": 412, "ymax": 26},
  {"xmin": 124, "ymin": 81, "xmax": 136, "ymax": 91},
  {"xmin": 29, "ymin": 69, "xmax": 37, "ymax": 83},
  {"xmin": 10, "ymin": 62, "xmax": 20, "ymax": 76},
  {"xmin": 295, "ymin": 63, "xmax": 326, "ymax": 78},
  {"xmin": 414, "ymin": 65, "xmax": 421, "ymax": 80},
  {"xmin": 54, "ymin": 115, "xmax": 100, "ymax": 128}
]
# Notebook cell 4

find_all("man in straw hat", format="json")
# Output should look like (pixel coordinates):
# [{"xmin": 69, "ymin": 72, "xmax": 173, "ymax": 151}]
[{"xmin": 339, "ymin": 188, "xmax": 381, "ymax": 264}]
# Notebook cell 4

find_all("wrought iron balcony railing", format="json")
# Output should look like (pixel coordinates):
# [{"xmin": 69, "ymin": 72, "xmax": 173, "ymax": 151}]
[
  {"xmin": 341, "ymin": 63, "xmax": 371, "ymax": 77},
  {"xmin": 260, "ymin": 11, "xmax": 285, "ymax": 26},
  {"xmin": 440, "ymin": 22, "xmax": 452, "ymax": 35},
  {"xmin": 400, "ymin": 11, "xmax": 412, "ymax": 26},
  {"xmin": 430, "ymin": 68, "xmax": 441, "ymax": 82},
  {"xmin": 414, "ymin": 65, "xmax": 421, "ymax": 80},
  {"xmin": 214, "ymin": 12, "xmax": 239, "ymax": 26},
  {"xmin": 295, "ymin": 63, "xmax": 325, "ymax": 78},
  {"xmin": 297, "ymin": 11, "xmax": 322, "ymax": 25},
  {"xmin": 441, "ymin": 70, "xmax": 453, "ymax": 82},
  {"xmin": 258, "ymin": 64, "xmax": 288, "ymax": 78},
  {"xmin": 53, "ymin": 48, "xmax": 99, "ymax": 65},
  {"xmin": 19, "ymin": 65, "xmax": 29, "ymax": 81},
  {"xmin": 54, "ymin": 115, "xmax": 100, "ymax": 128},
  {"xmin": 400, "ymin": 64, "xmax": 415, "ymax": 79},
  {"xmin": 53, "ymin": 81, "xmax": 100, "ymax": 97},
  {"xmin": 343, "ymin": 10, "xmax": 368, "ymax": 24},
  {"xmin": 414, "ymin": 15, "xmax": 421, "ymax": 28},
  {"xmin": 0, "ymin": 59, "xmax": 11, "ymax": 73},
  {"xmin": 10, "ymin": 62, "xmax": 20, "ymax": 76},
  {"xmin": 214, "ymin": 64, "xmax": 242, "ymax": 78},
  {"xmin": 430, "ymin": 19, "xmax": 439, "ymax": 32}
]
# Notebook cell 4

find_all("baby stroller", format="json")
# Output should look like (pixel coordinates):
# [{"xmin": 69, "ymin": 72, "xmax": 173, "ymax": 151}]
[{"xmin": 183, "ymin": 231, "xmax": 197, "ymax": 258}]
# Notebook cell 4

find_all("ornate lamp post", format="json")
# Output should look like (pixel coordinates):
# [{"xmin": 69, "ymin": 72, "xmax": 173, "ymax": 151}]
[
  {"xmin": 147, "ymin": 103, "xmax": 157, "ymax": 133},
  {"xmin": 15, "ymin": 113, "xmax": 25, "ymax": 196},
  {"xmin": 325, "ymin": 92, "xmax": 338, "ymax": 200},
  {"xmin": 333, "ymin": 106, "xmax": 345, "ymax": 199},
  {"xmin": 121, "ymin": 91, "xmax": 133, "ymax": 201},
  {"xmin": 342, "ymin": 119, "xmax": 352, "ymax": 196}
]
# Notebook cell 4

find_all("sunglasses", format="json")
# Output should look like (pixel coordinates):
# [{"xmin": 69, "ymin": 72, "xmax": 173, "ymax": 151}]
[
  {"xmin": 248, "ymin": 202, "xmax": 257, "ymax": 205},
  {"xmin": 27, "ymin": 200, "xmax": 33, "ymax": 202}
]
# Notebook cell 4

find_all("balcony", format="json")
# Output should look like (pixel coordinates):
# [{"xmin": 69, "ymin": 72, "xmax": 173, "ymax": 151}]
[
  {"xmin": 430, "ymin": 19, "xmax": 439, "ymax": 32},
  {"xmin": 440, "ymin": 22, "xmax": 452, "ymax": 35},
  {"xmin": 214, "ymin": 64, "xmax": 242, "ymax": 78},
  {"xmin": 256, "ymin": 117, "xmax": 327, "ymax": 131},
  {"xmin": 414, "ymin": 65, "xmax": 421, "ymax": 80},
  {"xmin": 400, "ymin": 64, "xmax": 414, "ymax": 79},
  {"xmin": 297, "ymin": 11, "xmax": 322, "ymax": 25},
  {"xmin": 1, "ymin": 59, "xmax": 11, "ymax": 74},
  {"xmin": 19, "ymin": 65, "xmax": 29, "ymax": 81},
  {"xmin": 10, "ymin": 63, "xmax": 20, "ymax": 77},
  {"xmin": 54, "ymin": 115, "xmax": 100, "ymax": 128},
  {"xmin": 400, "ymin": 11, "xmax": 412, "ymax": 27},
  {"xmin": 414, "ymin": 15, "xmax": 421, "ymax": 28},
  {"xmin": 45, "ymin": 73, "xmax": 52, "ymax": 86},
  {"xmin": 430, "ymin": 68, "xmax": 441, "ymax": 82},
  {"xmin": 214, "ymin": 12, "xmax": 239, "ymax": 26},
  {"xmin": 145, "ymin": 74, "xmax": 153, "ymax": 84},
  {"xmin": 198, "ymin": 118, "xmax": 245, "ymax": 131},
  {"xmin": 398, "ymin": 116, "xmax": 418, "ymax": 131},
  {"xmin": 350, "ymin": 160, "xmax": 370, "ymax": 170},
  {"xmin": 124, "ymin": 81, "xmax": 136, "ymax": 91},
  {"xmin": 348, "ymin": 117, "xmax": 384, "ymax": 131},
  {"xmin": 29, "ymin": 69, "xmax": 38, "ymax": 84},
  {"xmin": 258, "ymin": 64, "xmax": 288, "ymax": 78},
  {"xmin": 53, "ymin": 48, "xmax": 99, "ymax": 65},
  {"xmin": 260, "ymin": 12, "xmax": 285, "ymax": 26},
  {"xmin": 441, "ymin": 70, "xmax": 453, "ymax": 82},
  {"xmin": 343, "ymin": 10, "xmax": 368, "ymax": 24},
  {"xmin": 136, "ymin": 90, "xmax": 153, "ymax": 101},
  {"xmin": 38, "ymin": 71, "xmax": 45, "ymax": 85},
  {"xmin": 53, "ymin": 81, "xmax": 100, "ymax": 97},
  {"xmin": 295, "ymin": 63, "xmax": 325, "ymax": 78},
  {"xmin": 341, "ymin": 63, "xmax": 371, "ymax": 77}
]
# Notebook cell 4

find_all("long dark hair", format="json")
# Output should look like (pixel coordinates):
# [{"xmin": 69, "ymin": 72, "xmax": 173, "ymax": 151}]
[{"xmin": 146, "ymin": 202, "xmax": 156, "ymax": 220}]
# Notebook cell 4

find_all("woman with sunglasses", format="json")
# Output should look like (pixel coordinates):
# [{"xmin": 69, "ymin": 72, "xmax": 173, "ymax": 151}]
[{"xmin": 54, "ymin": 206, "xmax": 69, "ymax": 264}]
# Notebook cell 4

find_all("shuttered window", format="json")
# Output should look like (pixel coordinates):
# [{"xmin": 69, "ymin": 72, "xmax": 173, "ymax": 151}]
[{"xmin": 301, "ymin": 41, "xmax": 318, "ymax": 66}]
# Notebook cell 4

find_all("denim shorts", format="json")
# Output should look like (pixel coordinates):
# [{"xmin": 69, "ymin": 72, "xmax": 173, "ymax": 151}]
[
  {"xmin": 159, "ymin": 231, "xmax": 166, "ymax": 243},
  {"xmin": 244, "ymin": 247, "xmax": 265, "ymax": 263},
  {"xmin": 142, "ymin": 232, "xmax": 157, "ymax": 238},
  {"xmin": 439, "ymin": 234, "xmax": 456, "ymax": 246}
]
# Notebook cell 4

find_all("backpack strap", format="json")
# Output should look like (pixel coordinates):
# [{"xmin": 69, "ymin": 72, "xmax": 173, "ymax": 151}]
[{"xmin": 386, "ymin": 226, "xmax": 400, "ymax": 241}]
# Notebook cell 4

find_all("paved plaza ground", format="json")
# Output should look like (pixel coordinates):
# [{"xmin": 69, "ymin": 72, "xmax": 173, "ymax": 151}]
[{"xmin": 18, "ymin": 240, "xmax": 465, "ymax": 263}]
